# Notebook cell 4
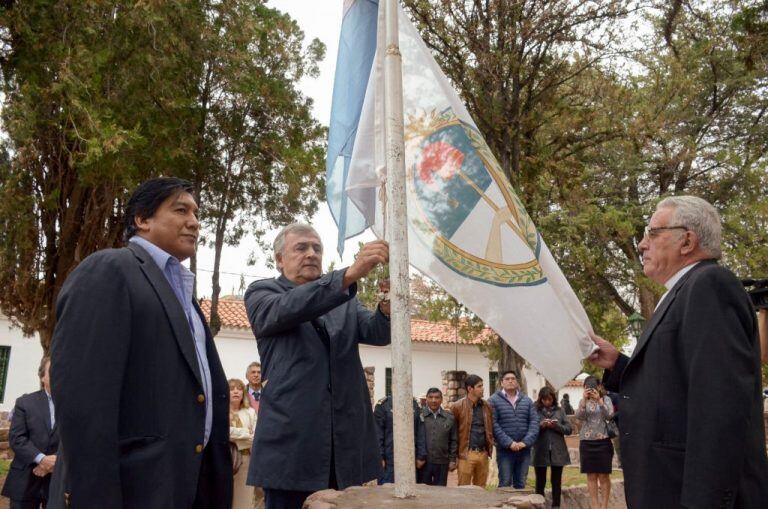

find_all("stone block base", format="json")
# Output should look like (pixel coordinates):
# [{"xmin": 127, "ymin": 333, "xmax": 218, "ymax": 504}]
[{"xmin": 304, "ymin": 484, "xmax": 545, "ymax": 509}]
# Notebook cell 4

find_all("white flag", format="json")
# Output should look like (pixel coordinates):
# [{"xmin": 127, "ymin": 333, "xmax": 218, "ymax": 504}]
[{"xmin": 328, "ymin": 1, "xmax": 595, "ymax": 388}]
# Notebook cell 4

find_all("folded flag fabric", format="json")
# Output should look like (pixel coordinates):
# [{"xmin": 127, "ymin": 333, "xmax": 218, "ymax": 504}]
[{"xmin": 327, "ymin": 0, "xmax": 595, "ymax": 388}]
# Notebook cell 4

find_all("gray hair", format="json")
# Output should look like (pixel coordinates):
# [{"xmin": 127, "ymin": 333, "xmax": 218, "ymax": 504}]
[
  {"xmin": 657, "ymin": 196, "xmax": 722, "ymax": 259},
  {"xmin": 273, "ymin": 222, "xmax": 321, "ymax": 258}
]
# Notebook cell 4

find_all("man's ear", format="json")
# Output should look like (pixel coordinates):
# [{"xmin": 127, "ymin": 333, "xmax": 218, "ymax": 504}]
[
  {"xmin": 134, "ymin": 214, "xmax": 151, "ymax": 234},
  {"xmin": 680, "ymin": 230, "xmax": 698, "ymax": 256},
  {"xmin": 275, "ymin": 251, "xmax": 284, "ymax": 272}
]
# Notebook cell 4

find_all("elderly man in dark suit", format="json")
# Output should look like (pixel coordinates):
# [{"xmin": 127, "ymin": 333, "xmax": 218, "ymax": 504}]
[
  {"xmin": 49, "ymin": 178, "xmax": 232, "ymax": 509},
  {"xmin": 589, "ymin": 196, "xmax": 768, "ymax": 508},
  {"xmin": 2, "ymin": 356, "xmax": 59, "ymax": 508},
  {"xmin": 244, "ymin": 223, "xmax": 391, "ymax": 509}
]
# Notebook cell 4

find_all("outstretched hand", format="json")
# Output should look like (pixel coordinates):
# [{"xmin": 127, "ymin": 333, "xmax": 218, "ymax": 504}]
[
  {"xmin": 342, "ymin": 240, "xmax": 389, "ymax": 290},
  {"xmin": 587, "ymin": 332, "xmax": 619, "ymax": 370}
]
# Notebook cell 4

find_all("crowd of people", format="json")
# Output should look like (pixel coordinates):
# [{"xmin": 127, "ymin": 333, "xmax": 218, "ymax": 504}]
[{"xmin": 1, "ymin": 178, "xmax": 766, "ymax": 509}]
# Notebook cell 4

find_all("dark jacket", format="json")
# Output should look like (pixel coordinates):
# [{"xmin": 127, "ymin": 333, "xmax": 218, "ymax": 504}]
[
  {"xmin": 531, "ymin": 406, "xmax": 570, "ymax": 468},
  {"xmin": 374, "ymin": 396, "xmax": 426, "ymax": 462},
  {"xmin": 420, "ymin": 406, "xmax": 457, "ymax": 465},
  {"xmin": 450, "ymin": 397, "xmax": 494, "ymax": 459},
  {"xmin": 374, "ymin": 397, "xmax": 426, "ymax": 484},
  {"xmin": 604, "ymin": 261, "xmax": 768, "ymax": 509},
  {"xmin": 49, "ymin": 243, "xmax": 232, "ymax": 509},
  {"xmin": 1, "ymin": 390, "xmax": 59, "ymax": 502},
  {"xmin": 244, "ymin": 270, "xmax": 391, "ymax": 492},
  {"xmin": 488, "ymin": 390, "xmax": 539, "ymax": 449}
]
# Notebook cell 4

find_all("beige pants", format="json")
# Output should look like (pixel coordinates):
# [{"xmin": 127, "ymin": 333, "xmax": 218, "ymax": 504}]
[
  {"xmin": 457, "ymin": 450, "xmax": 489, "ymax": 487},
  {"xmin": 232, "ymin": 452, "xmax": 255, "ymax": 509}
]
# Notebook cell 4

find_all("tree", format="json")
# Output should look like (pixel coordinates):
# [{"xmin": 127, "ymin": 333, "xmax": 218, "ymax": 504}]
[
  {"xmin": 402, "ymin": 1, "xmax": 768, "ymax": 380},
  {"xmin": 0, "ymin": 0, "xmax": 328, "ymax": 348},
  {"xmin": 190, "ymin": 0, "xmax": 326, "ymax": 335},
  {"xmin": 0, "ymin": 0, "xmax": 204, "ymax": 350},
  {"xmin": 402, "ymin": 0, "xmax": 636, "ymax": 375}
]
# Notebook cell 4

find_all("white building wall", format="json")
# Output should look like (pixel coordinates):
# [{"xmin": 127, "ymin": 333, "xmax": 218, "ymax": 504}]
[
  {"xmin": 0, "ymin": 318, "xmax": 581, "ymax": 413},
  {"xmin": 0, "ymin": 318, "xmax": 45, "ymax": 411},
  {"xmin": 359, "ymin": 341, "xmax": 496, "ymax": 401},
  {"xmin": 214, "ymin": 329, "xmax": 261, "ymax": 382}
]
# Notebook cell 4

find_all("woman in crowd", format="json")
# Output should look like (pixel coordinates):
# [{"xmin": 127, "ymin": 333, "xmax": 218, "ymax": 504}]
[
  {"xmin": 532, "ymin": 386, "xmax": 571, "ymax": 508},
  {"xmin": 229, "ymin": 378, "xmax": 258, "ymax": 509},
  {"xmin": 576, "ymin": 376, "xmax": 614, "ymax": 509}
]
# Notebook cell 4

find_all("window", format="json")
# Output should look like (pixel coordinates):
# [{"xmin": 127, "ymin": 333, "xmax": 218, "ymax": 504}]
[
  {"xmin": 385, "ymin": 367, "xmax": 392, "ymax": 398},
  {"xmin": 488, "ymin": 371, "xmax": 499, "ymax": 392},
  {"xmin": 0, "ymin": 346, "xmax": 10, "ymax": 404}
]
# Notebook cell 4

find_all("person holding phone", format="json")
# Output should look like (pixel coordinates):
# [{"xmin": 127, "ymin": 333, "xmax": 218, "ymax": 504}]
[
  {"xmin": 576, "ymin": 376, "xmax": 614, "ymax": 509},
  {"xmin": 531, "ymin": 386, "xmax": 571, "ymax": 508}
]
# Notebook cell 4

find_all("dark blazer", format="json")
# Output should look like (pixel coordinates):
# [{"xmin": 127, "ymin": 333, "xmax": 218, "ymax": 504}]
[
  {"xmin": 244, "ymin": 270, "xmax": 391, "ymax": 492},
  {"xmin": 604, "ymin": 260, "xmax": 768, "ymax": 509},
  {"xmin": 49, "ymin": 243, "xmax": 233, "ymax": 509},
  {"xmin": 1, "ymin": 390, "xmax": 59, "ymax": 502}
]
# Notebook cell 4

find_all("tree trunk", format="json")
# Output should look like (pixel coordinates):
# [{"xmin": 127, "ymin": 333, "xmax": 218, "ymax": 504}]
[
  {"xmin": 498, "ymin": 339, "xmax": 527, "ymax": 395},
  {"xmin": 209, "ymin": 222, "xmax": 226, "ymax": 337}
]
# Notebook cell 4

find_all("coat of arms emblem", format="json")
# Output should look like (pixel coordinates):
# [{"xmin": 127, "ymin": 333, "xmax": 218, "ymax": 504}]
[{"xmin": 405, "ymin": 110, "xmax": 547, "ymax": 287}]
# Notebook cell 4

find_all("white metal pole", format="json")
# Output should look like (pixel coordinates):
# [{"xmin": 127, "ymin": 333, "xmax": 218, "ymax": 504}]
[{"xmin": 383, "ymin": 0, "xmax": 415, "ymax": 499}]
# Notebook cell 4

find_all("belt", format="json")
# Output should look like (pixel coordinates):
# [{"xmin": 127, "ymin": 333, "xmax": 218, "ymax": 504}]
[{"xmin": 469, "ymin": 447, "xmax": 485, "ymax": 452}]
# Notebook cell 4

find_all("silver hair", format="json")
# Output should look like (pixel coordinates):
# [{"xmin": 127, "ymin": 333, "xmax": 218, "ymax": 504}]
[
  {"xmin": 272, "ymin": 222, "xmax": 321, "ymax": 259},
  {"xmin": 656, "ymin": 196, "xmax": 722, "ymax": 259}
]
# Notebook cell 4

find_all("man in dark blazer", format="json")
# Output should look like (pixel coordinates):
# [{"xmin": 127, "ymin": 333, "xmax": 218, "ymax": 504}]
[
  {"xmin": 2, "ymin": 356, "xmax": 59, "ymax": 508},
  {"xmin": 49, "ymin": 178, "xmax": 232, "ymax": 509},
  {"xmin": 244, "ymin": 223, "xmax": 391, "ymax": 509},
  {"xmin": 589, "ymin": 196, "xmax": 768, "ymax": 508}
]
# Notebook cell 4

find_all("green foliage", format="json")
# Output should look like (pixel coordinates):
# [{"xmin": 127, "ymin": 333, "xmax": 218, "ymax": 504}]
[
  {"xmin": 0, "ymin": 0, "xmax": 326, "ymax": 345},
  {"xmin": 190, "ymin": 0, "xmax": 326, "ymax": 334},
  {"xmin": 355, "ymin": 242, "xmax": 390, "ymax": 311},
  {"xmin": 0, "ymin": 0, "xmax": 204, "ymax": 347},
  {"xmin": 404, "ymin": 0, "xmax": 768, "ymax": 361}
]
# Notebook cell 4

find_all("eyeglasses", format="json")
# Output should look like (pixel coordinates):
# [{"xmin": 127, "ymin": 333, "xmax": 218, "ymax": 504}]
[
  {"xmin": 502, "ymin": 377, "xmax": 517, "ymax": 382},
  {"xmin": 643, "ymin": 225, "xmax": 688, "ymax": 238}
]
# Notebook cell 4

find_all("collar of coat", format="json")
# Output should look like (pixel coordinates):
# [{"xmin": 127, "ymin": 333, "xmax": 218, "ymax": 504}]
[{"xmin": 422, "ymin": 406, "xmax": 449, "ymax": 419}]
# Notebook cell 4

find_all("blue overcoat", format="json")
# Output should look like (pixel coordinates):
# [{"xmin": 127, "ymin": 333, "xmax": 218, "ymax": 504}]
[{"xmin": 244, "ymin": 270, "xmax": 391, "ymax": 491}]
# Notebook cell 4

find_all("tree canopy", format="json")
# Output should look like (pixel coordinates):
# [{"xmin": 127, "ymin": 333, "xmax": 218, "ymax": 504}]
[
  {"xmin": 402, "ymin": 0, "xmax": 768, "ymax": 369},
  {"xmin": 0, "ymin": 0, "xmax": 325, "ymax": 348}
]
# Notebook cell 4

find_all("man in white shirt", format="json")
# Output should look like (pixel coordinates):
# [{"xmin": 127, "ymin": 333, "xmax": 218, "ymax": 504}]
[{"xmin": 588, "ymin": 196, "xmax": 768, "ymax": 508}]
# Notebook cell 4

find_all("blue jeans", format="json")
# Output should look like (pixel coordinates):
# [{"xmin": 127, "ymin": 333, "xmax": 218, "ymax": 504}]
[{"xmin": 497, "ymin": 447, "xmax": 531, "ymax": 489}]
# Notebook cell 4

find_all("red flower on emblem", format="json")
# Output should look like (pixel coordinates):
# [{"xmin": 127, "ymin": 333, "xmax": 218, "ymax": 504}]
[{"xmin": 418, "ymin": 141, "xmax": 464, "ymax": 191}]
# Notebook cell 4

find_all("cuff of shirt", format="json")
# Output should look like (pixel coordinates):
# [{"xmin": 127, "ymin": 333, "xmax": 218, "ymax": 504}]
[{"xmin": 34, "ymin": 453, "xmax": 45, "ymax": 464}]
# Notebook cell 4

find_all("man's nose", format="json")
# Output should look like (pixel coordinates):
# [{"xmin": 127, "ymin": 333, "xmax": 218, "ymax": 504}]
[{"xmin": 638, "ymin": 236, "xmax": 648, "ymax": 254}]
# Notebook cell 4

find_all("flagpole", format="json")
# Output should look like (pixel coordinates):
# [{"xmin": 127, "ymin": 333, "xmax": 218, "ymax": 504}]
[{"xmin": 383, "ymin": 0, "xmax": 415, "ymax": 499}]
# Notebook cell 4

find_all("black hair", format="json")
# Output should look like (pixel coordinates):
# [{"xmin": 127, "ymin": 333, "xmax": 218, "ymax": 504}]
[
  {"xmin": 500, "ymin": 370, "xmax": 518, "ymax": 380},
  {"xmin": 123, "ymin": 177, "xmax": 194, "ymax": 241},
  {"xmin": 426, "ymin": 387, "xmax": 442, "ymax": 397},
  {"xmin": 535, "ymin": 386, "xmax": 559, "ymax": 411},
  {"xmin": 464, "ymin": 374, "xmax": 483, "ymax": 390}
]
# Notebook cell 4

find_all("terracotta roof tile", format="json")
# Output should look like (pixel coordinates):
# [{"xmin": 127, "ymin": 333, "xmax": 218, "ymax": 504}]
[{"xmin": 199, "ymin": 298, "xmax": 491, "ymax": 344}]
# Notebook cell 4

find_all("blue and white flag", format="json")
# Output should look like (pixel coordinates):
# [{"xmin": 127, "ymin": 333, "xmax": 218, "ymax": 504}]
[{"xmin": 327, "ymin": 0, "xmax": 595, "ymax": 387}]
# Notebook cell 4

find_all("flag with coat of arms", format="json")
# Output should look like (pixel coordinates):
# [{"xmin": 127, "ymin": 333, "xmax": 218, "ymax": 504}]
[{"xmin": 326, "ymin": 0, "xmax": 596, "ymax": 388}]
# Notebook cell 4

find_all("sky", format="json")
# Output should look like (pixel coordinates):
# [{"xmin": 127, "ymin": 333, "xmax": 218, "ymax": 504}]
[{"xmin": 195, "ymin": 0, "xmax": 374, "ymax": 297}]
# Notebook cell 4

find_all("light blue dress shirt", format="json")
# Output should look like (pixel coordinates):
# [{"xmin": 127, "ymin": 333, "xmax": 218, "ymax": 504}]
[
  {"xmin": 130, "ymin": 236, "xmax": 213, "ymax": 446},
  {"xmin": 34, "ymin": 391, "xmax": 55, "ymax": 465}
]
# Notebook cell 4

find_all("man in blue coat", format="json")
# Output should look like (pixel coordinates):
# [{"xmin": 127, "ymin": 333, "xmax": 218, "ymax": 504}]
[
  {"xmin": 244, "ymin": 223, "xmax": 391, "ymax": 509},
  {"xmin": 488, "ymin": 370, "xmax": 539, "ymax": 489}
]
